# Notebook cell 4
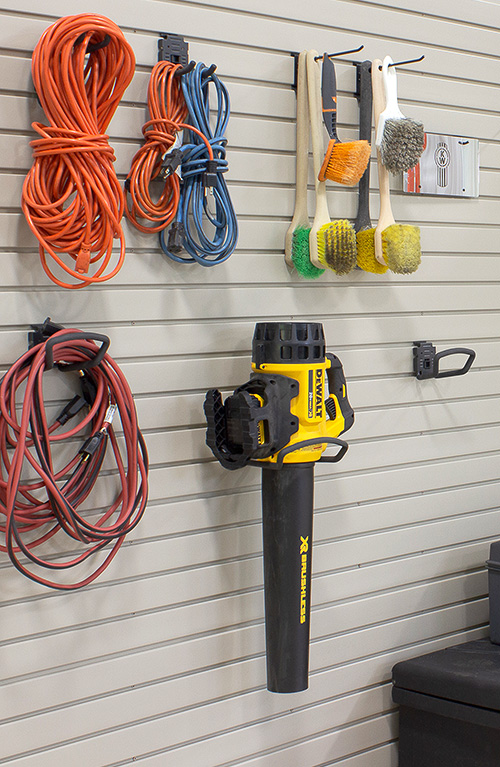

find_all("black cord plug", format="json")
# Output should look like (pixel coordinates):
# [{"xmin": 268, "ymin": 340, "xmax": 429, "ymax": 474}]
[
  {"xmin": 79, "ymin": 431, "xmax": 107, "ymax": 461},
  {"xmin": 28, "ymin": 318, "xmax": 65, "ymax": 349},
  {"xmin": 159, "ymin": 148, "xmax": 184, "ymax": 179},
  {"xmin": 56, "ymin": 395, "xmax": 87, "ymax": 425},
  {"xmin": 203, "ymin": 159, "xmax": 218, "ymax": 188},
  {"xmin": 167, "ymin": 221, "xmax": 185, "ymax": 254},
  {"xmin": 80, "ymin": 373, "xmax": 97, "ymax": 406}
]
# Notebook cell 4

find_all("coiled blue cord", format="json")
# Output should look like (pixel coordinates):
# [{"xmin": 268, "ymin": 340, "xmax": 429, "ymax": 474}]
[{"xmin": 159, "ymin": 62, "xmax": 238, "ymax": 266}]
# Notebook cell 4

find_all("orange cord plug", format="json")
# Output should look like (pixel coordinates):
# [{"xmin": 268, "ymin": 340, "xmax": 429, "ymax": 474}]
[{"xmin": 21, "ymin": 14, "xmax": 135, "ymax": 289}]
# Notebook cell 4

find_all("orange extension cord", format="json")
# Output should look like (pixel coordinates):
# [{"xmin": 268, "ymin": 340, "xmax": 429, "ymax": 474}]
[
  {"xmin": 125, "ymin": 61, "xmax": 188, "ymax": 233},
  {"xmin": 21, "ymin": 14, "xmax": 135, "ymax": 289},
  {"xmin": 126, "ymin": 60, "xmax": 215, "ymax": 233}
]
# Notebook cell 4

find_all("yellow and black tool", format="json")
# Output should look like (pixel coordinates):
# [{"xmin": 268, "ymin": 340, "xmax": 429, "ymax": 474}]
[{"xmin": 204, "ymin": 322, "xmax": 354, "ymax": 693}]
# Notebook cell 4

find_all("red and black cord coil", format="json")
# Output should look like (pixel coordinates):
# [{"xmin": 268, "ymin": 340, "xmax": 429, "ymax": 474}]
[{"xmin": 0, "ymin": 320, "xmax": 148, "ymax": 589}]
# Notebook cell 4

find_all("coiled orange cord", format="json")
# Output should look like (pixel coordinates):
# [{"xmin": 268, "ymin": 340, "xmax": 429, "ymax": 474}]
[
  {"xmin": 126, "ymin": 60, "xmax": 215, "ymax": 233},
  {"xmin": 125, "ymin": 61, "xmax": 187, "ymax": 233},
  {"xmin": 21, "ymin": 14, "xmax": 135, "ymax": 289}
]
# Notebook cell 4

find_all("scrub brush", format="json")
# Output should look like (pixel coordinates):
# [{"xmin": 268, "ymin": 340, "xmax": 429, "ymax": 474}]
[
  {"xmin": 372, "ymin": 59, "xmax": 421, "ymax": 274},
  {"xmin": 354, "ymin": 60, "xmax": 387, "ymax": 274},
  {"xmin": 284, "ymin": 50, "xmax": 324, "ymax": 279},
  {"xmin": 318, "ymin": 53, "xmax": 371, "ymax": 186},
  {"xmin": 307, "ymin": 50, "xmax": 357, "ymax": 275},
  {"xmin": 376, "ymin": 55, "xmax": 424, "ymax": 173}
]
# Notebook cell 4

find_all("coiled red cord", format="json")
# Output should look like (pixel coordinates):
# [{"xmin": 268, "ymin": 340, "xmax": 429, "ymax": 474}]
[
  {"xmin": 21, "ymin": 14, "xmax": 135, "ymax": 289},
  {"xmin": 0, "ymin": 326, "xmax": 148, "ymax": 589}
]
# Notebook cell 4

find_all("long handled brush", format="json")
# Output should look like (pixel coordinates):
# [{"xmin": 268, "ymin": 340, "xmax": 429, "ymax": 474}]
[
  {"xmin": 307, "ymin": 50, "xmax": 357, "ymax": 275},
  {"xmin": 354, "ymin": 60, "xmax": 387, "ymax": 275},
  {"xmin": 372, "ymin": 59, "xmax": 421, "ymax": 274},
  {"xmin": 318, "ymin": 53, "xmax": 371, "ymax": 186},
  {"xmin": 376, "ymin": 55, "xmax": 424, "ymax": 173},
  {"xmin": 285, "ymin": 50, "xmax": 324, "ymax": 279}
]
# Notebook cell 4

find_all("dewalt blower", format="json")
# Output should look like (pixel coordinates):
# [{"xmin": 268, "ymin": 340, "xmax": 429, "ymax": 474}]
[{"xmin": 204, "ymin": 322, "xmax": 354, "ymax": 693}]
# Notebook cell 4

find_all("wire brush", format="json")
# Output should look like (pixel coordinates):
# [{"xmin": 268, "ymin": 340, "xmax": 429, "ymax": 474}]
[
  {"xmin": 160, "ymin": 62, "xmax": 238, "ymax": 265},
  {"xmin": 21, "ymin": 14, "xmax": 135, "ymax": 289},
  {"xmin": 0, "ymin": 320, "xmax": 148, "ymax": 589}
]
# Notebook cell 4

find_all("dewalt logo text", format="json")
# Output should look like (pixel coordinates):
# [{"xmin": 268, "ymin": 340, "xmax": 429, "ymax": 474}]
[{"xmin": 314, "ymin": 369, "xmax": 323, "ymax": 418}]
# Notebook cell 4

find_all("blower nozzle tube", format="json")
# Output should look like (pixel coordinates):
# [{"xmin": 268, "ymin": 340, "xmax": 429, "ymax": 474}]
[{"xmin": 262, "ymin": 462, "xmax": 314, "ymax": 693}]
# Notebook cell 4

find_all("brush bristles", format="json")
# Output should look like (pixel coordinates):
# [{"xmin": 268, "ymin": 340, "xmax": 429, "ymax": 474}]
[
  {"xmin": 380, "ymin": 118, "xmax": 425, "ymax": 173},
  {"xmin": 291, "ymin": 227, "xmax": 325, "ymax": 279},
  {"xmin": 317, "ymin": 220, "xmax": 357, "ymax": 275},
  {"xmin": 356, "ymin": 228, "xmax": 388, "ymax": 274},
  {"xmin": 319, "ymin": 140, "xmax": 371, "ymax": 185},
  {"xmin": 382, "ymin": 224, "xmax": 421, "ymax": 274}
]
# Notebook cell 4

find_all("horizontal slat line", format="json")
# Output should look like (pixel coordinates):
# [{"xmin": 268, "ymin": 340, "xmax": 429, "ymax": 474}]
[
  {"xmin": 0, "ymin": 564, "xmax": 485, "ymax": 653},
  {"xmin": 0, "ymin": 600, "xmax": 483, "ymax": 692},
  {"xmin": 3, "ymin": 0, "xmax": 500, "ymax": 62},
  {"xmin": 0, "ymin": 624, "xmax": 480, "ymax": 767},
  {"xmin": 0, "ymin": 616, "xmax": 486, "ymax": 752}
]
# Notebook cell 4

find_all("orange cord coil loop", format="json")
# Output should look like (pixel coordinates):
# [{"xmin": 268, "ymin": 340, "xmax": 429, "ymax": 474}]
[
  {"xmin": 21, "ymin": 14, "xmax": 135, "ymax": 289},
  {"xmin": 125, "ymin": 61, "xmax": 188, "ymax": 233}
]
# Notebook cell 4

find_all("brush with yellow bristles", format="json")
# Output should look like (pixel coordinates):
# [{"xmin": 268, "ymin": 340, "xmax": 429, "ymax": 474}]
[
  {"xmin": 306, "ymin": 50, "xmax": 357, "ymax": 275},
  {"xmin": 318, "ymin": 53, "xmax": 371, "ymax": 187},
  {"xmin": 372, "ymin": 59, "xmax": 421, "ymax": 274},
  {"xmin": 354, "ymin": 60, "xmax": 387, "ymax": 274}
]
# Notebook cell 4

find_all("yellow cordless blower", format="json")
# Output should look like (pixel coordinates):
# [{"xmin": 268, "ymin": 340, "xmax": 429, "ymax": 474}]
[{"xmin": 204, "ymin": 322, "xmax": 354, "ymax": 693}]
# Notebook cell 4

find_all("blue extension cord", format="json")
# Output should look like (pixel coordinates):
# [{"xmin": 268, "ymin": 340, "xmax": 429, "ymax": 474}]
[{"xmin": 159, "ymin": 62, "xmax": 238, "ymax": 266}]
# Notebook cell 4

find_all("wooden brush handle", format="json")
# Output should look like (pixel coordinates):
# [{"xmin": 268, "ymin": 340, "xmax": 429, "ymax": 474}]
[
  {"xmin": 307, "ymin": 49, "xmax": 330, "ymax": 268},
  {"xmin": 372, "ymin": 58, "xmax": 395, "ymax": 264},
  {"xmin": 285, "ymin": 50, "xmax": 310, "ymax": 265}
]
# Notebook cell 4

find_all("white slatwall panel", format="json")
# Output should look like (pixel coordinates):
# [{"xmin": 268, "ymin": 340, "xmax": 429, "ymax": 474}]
[{"xmin": 0, "ymin": 0, "xmax": 498, "ymax": 764}]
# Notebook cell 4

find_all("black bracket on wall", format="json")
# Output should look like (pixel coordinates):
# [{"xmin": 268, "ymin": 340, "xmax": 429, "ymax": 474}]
[
  {"xmin": 413, "ymin": 341, "xmax": 476, "ymax": 380},
  {"xmin": 158, "ymin": 33, "xmax": 189, "ymax": 65}
]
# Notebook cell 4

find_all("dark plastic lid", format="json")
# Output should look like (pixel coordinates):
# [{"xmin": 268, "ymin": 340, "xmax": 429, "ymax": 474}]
[
  {"xmin": 487, "ymin": 541, "xmax": 500, "ymax": 571},
  {"xmin": 392, "ymin": 639, "xmax": 500, "ymax": 711},
  {"xmin": 252, "ymin": 322, "xmax": 325, "ymax": 367}
]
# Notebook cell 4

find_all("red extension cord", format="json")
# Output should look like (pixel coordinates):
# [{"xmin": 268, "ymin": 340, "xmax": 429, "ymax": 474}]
[
  {"xmin": 21, "ymin": 14, "xmax": 135, "ymax": 289},
  {"xmin": 0, "ymin": 323, "xmax": 148, "ymax": 589}
]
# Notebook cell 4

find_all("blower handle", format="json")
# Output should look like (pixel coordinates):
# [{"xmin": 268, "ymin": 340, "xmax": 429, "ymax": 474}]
[{"xmin": 261, "ymin": 462, "xmax": 315, "ymax": 693}]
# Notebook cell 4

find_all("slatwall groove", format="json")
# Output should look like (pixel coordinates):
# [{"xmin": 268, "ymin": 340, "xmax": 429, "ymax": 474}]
[{"xmin": 0, "ymin": 1, "xmax": 499, "ymax": 765}]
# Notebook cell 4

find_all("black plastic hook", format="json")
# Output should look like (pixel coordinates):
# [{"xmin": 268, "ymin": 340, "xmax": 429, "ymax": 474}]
[
  {"xmin": 174, "ymin": 60, "xmax": 196, "ymax": 76},
  {"xmin": 74, "ymin": 32, "xmax": 111, "ymax": 54}
]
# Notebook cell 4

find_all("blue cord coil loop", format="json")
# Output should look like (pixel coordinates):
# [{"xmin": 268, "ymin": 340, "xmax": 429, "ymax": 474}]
[{"xmin": 160, "ymin": 62, "xmax": 238, "ymax": 266}]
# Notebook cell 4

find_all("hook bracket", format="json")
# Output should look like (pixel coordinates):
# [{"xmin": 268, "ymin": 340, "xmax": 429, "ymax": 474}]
[{"xmin": 158, "ymin": 33, "xmax": 189, "ymax": 65}]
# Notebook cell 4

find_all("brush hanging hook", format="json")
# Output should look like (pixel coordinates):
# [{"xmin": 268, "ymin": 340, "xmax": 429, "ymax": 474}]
[
  {"xmin": 378, "ymin": 54, "xmax": 425, "ymax": 70},
  {"xmin": 314, "ymin": 45, "xmax": 364, "ymax": 61}
]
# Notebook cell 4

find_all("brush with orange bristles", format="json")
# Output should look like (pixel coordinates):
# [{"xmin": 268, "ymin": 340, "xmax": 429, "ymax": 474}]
[{"xmin": 318, "ymin": 53, "xmax": 371, "ymax": 186}]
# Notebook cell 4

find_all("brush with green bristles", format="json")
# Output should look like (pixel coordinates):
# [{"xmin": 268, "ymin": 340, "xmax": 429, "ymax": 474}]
[
  {"xmin": 354, "ymin": 60, "xmax": 387, "ymax": 275},
  {"xmin": 306, "ymin": 49, "xmax": 357, "ymax": 275},
  {"xmin": 372, "ymin": 59, "xmax": 421, "ymax": 274},
  {"xmin": 284, "ymin": 50, "xmax": 324, "ymax": 279}
]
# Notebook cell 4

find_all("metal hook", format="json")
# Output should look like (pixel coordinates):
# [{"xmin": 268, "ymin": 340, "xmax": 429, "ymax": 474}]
[
  {"xmin": 205, "ymin": 64, "xmax": 217, "ymax": 77},
  {"xmin": 378, "ymin": 54, "xmax": 425, "ymax": 70},
  {"xmin": 314, "ymin": 45, "xmax": 364, "ymax": 61}
]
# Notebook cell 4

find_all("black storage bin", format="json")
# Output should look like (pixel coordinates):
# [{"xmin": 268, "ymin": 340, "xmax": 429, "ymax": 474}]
[
  {"xmin": 392, "ymin": 639, "xmax": 500, "ymax": 767},
  {"xmin": 487, "ymin": 541, "xmax": 500, "ymax": 645}
]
